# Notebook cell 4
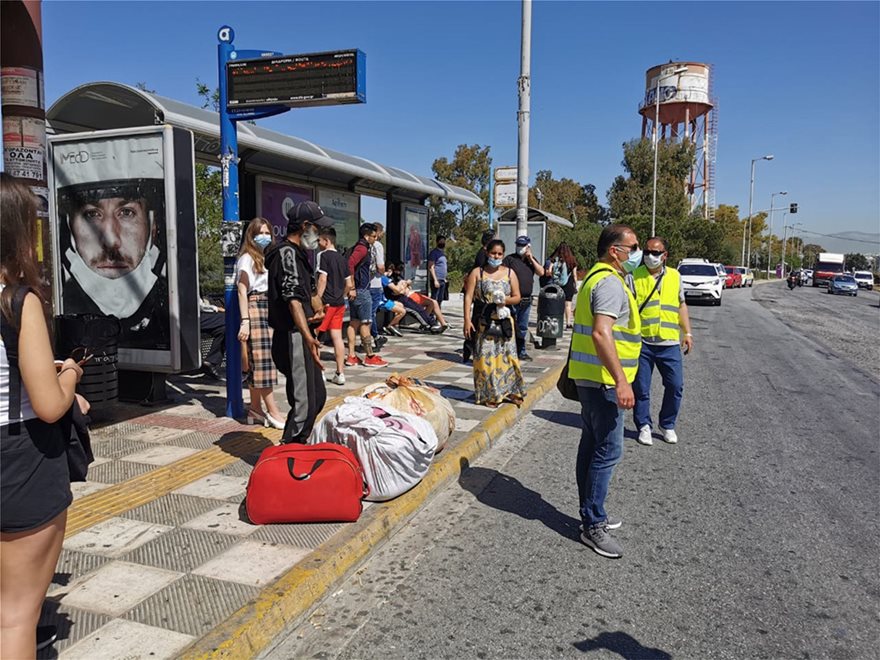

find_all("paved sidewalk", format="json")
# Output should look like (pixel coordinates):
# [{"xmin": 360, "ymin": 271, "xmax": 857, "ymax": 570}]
[{"xmin": 37, "ymin": 299, "xmax": 569, "ymax": 659}]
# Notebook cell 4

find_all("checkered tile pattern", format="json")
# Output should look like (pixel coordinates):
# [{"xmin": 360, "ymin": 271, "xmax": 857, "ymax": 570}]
[{"xmin": 39, "ymin": 300, "xmax": 569, "ymax": 658}]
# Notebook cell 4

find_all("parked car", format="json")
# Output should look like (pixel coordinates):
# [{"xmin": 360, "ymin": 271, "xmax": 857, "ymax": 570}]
[
  {"xmin": 852, "ymin": 271, "xmax": 874, "ymax": 290},
  {"xmin": 678, "ymin": 259, "xmax": 724, "ymax": 305},
  {"xmin": 734, "ymin": 266, "xmax": 754, "ymax": 287},
  {"xmin": 724, "ymin": 266, "xmax": 743, "ymax": 288},
  {"xmin": 827, "ymin": 274, "xmax": 859, "ymax": 297},
  {"xmin": 803, "ymin": 268, "xmax": 814, "ymax": 286}
]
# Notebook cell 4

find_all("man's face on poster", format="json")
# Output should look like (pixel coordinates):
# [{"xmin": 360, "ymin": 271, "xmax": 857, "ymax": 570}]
[{"xmin": 70, "ymin": 197, "xmax": 150, "ymax": 279}]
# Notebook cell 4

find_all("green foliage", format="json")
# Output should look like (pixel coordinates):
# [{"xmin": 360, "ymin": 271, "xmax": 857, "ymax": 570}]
[
  {"xmin": 430, "ymin": 144, "xmax": 492, "ymax": 242},
  {"xmin": 196, "ymin": 163, "xmax": 224, "ymax": 295},
  {"xmin": 845, "ymin": 253, "xmax": 871, "ymax": 271},
  {"xmin": 802, "ymin": 243, "xmax": 825, "ymax": 266}
]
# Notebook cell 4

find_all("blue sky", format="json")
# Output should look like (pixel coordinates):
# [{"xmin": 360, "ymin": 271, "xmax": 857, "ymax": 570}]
[{"xmin": 40, "ymin": 1, "xmax": 879, "ymax": 243}]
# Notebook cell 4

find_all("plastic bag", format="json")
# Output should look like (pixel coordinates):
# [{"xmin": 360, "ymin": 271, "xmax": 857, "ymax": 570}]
[
  {"xmin": 362, "ymin": 375, "xmax": 456, "ymax": 451},
  {"xmin": 310, "ymin": 397, "xmax": 438, "ymax": 501}
]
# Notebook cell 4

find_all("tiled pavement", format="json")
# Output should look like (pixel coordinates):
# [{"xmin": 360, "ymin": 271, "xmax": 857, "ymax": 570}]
[{"xmin": 38, "ymin": 299, "xmax": 569, "ymax": 659}]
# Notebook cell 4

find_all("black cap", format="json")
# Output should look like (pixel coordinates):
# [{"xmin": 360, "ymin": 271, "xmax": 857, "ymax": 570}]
[{"xmin": 286, "ymin": 201, "xmax": 334, "ymax": 234}]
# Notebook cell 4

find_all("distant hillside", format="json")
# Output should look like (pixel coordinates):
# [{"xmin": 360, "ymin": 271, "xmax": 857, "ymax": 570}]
[{"xmin": 800, "ymin": 230, "xmax": 880, "ymax": 255}]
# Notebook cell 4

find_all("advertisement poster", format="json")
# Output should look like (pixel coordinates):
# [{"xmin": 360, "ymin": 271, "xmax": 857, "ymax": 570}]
[
  {"xmin": 402, "ymin": 205, "xmax": 428, "ymax": 290},
  {"xmin": 318, "ymin": 188, "xmax": 359, "ymax": 250},
  {"xmin": 258, "ymin": 178, "xmax": 312, "ymax": 240},
  {"xmin": 1, "ymin": 66, "xmax": 44, "ymax": 108},
  {"xmin": 53, "ymin": 134, "xmax": 171, "ymax": 353}
]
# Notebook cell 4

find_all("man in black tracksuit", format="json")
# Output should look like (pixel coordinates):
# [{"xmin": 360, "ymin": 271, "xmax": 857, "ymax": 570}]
[{"xmin": 266, "ymin": 201, "xmax": 334, "ymax": 443}]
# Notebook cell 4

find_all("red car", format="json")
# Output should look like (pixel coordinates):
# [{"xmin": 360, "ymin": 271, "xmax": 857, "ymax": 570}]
[{"xmin": 724, "ymin": 266, "xmax": 743, "ymax": 288}]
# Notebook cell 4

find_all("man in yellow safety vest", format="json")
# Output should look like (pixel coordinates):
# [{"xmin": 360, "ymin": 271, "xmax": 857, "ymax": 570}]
[
  {"xmin": 629, "ymin": 237, "xmax": 693, "ymax": 447},
  {"xmin": 568, "ymin": 224, "xmax": 642, "ymax": 559}
]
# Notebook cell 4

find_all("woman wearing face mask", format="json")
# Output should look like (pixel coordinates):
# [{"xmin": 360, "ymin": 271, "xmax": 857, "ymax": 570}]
[
  {"xmin": 463, "ymin": 239, "xmax": 526, "ymax": 408},
  {"xmin": 236, "ymin": 218, "xmax": 284, "ymax": 429}
]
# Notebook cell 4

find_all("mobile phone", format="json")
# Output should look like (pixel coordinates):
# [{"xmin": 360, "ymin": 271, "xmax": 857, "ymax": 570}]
[{"xmin": 77, "ymin": 353, "xmax": 94, "ymax": 366}]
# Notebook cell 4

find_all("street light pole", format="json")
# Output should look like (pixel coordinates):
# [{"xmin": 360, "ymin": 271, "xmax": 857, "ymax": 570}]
[
  {"xmin": 651, "ymin": 65, "xmax": 687, "ymax": 237},
  {"xmin": 515, "ymin": 0, "xmax": 532, "ymax": 240},
  {"xmin": 742, "ymin": 154, "xmax": 774, "ymax": 267},
  {"xmin": 767, "ymin": 190, "xmax": 787, "ymax": 278}
]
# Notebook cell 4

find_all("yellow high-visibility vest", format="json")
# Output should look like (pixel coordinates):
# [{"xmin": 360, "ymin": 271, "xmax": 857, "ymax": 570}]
[
  {"xmin": 568, "ymin": 263, "xmax": 642, "ymax": 385},
  {"xmin": 632, "ymin": 265, "xmax": 681, "ymax": 342}
]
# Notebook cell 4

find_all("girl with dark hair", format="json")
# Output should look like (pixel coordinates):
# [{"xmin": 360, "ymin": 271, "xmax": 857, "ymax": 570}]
[
  {"xmin": 1, "ymin": 173, "xmax": 84, "ymax": 657},
  {"xmin": 463, "ymin": 239, "xmax": 526, "ymax": 408},
  {"xmin": 236, "ymin": 217, "xmax": 284, "ymax": 429},
  {"xmin": 544, "ymin": 242, "xmax": 580, "ymax": 328}
]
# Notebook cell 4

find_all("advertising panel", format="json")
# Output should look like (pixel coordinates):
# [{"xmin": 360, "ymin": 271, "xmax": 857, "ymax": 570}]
[
  {"xmin": 318, "ymin": 188, "xmax": 359, "ymax": 250},
  {"xmin": 50, "ymin": 127, "xmax": 199, "ymax": 372},
  {"xmin": 401, "ymin": 204, "xmax": 429, "ymax": 291},
  {"xmin": 257, "ymin": 177, "xmax": 313, "ymax": 240},
  {"xmin": 496, "ymin": 220, "xmax": 547, "ymax": 295}
]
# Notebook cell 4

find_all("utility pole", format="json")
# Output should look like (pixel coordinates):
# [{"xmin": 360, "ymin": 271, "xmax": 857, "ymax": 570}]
[
  {"xmin": 515, "ymin": 0, "xmax": 532, "ymax": 239},
  {"xmin": 1, "ymin": 1, "xmax": 50, "ymax": 280}
]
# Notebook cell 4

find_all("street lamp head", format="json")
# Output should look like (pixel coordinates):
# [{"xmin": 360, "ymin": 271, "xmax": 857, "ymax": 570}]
[
  {"xmin": 776, "ymin": 191, "xmax": 788, "ymax": 196},
  {"xmin": 764, "ymin": 155, "xmax": 774, "ymax": 161}
]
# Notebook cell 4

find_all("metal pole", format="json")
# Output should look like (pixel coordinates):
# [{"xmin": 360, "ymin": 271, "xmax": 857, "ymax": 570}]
[
  {"xmin": 217, "ymin": 26, "xmax": 245, "ymax": 419},
  {"xmin": 488, "ymin": 166, "xmax": 494, "ymax": 230},
  {"xmin": 651, "ymin": 75, "xmax": 661, "ymax": 237},
  {"xmin": 780, "ymin": 212, "xmax": 788, "ymax": 275},
  {"xmin": 743, "ymin": 159, "xmax": 756, "ymax": 267},
  {"xmin": 515, "ymin": 0, "xmax": 531, "ymax": 239},
  {"xmin": 767, "ymin": 192, "xmax": 786, "ymax": 278}
]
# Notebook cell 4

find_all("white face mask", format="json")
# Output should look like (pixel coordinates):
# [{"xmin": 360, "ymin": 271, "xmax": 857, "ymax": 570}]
[
  {"xmin": 302, "ymin": 228, "xmax": 320, "ymax": 250},
  {"xmin": 66, "ymin": 244, "xmax": 159, "ymax": 319},
  {"xmin": 516, "ymin": 246, "xmax": 527, "ymax": 256},
  {"xmin": 644, "ymin": 253, "xmax": 664, "ymax": 270}
]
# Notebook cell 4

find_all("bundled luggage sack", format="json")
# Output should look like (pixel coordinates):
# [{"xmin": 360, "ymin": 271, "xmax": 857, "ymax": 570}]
[
  {"xmin": 246, "ymin": 442, "xmax": 368, "ymax": 524},
  {"xmin": 363, "ymin": 375, "xmax": 456, "ymax": 452},
  {"xmin": 310, "ymin": 397, "xmax": 438, "ymax": 502}
]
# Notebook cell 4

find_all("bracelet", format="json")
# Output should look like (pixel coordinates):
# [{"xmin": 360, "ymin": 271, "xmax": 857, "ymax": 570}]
[
  {"xmin": 685, "ymin": 333, "xmax": 693, "ymax": 337},
  {"xmin": 240, "ymin": 319, "xmax": 251, "ymax": 324}
]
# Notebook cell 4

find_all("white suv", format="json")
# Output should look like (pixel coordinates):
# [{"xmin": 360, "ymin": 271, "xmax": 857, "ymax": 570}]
[
  {"xmin": 853, "ymin": 271, "xmax": 874, "ymax": 290},
  {"xmin": 678, "ymin": 258, "xmax": 724, "ymax": 306}
]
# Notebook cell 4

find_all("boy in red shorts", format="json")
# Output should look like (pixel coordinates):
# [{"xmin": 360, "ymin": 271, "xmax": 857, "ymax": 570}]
[{"xmin": 316, "ymin": 228, "xmax": 352, "ymax": 385}]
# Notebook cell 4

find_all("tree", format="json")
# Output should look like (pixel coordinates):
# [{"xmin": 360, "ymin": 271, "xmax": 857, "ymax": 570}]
[
  {"xmin": 430, "ymin": 144, "xmax": 491, "ymax": 240},
  {"xmin": 802, "ymin": 243, "xmax": 825, "ymax": 266},
  {"xmin": 845, "ymin": 253, "xmax": 871, "ymax": 271}
]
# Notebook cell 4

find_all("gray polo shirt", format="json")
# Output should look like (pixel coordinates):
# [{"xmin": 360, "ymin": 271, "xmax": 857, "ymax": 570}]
[{"xmin": 575, "ymin": 273, "xmax": 630, "ymax": 389}]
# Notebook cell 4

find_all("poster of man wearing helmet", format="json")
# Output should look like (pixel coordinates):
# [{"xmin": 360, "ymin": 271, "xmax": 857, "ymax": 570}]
[{"xmin": 51, "ymin": 128, "xmax": 199, "ymax": 372}]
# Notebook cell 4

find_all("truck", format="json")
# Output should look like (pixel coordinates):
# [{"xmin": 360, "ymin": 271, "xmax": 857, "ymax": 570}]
[{"xmin": 812, "ymin": 252, "xmax": 845, "ymax": 287}]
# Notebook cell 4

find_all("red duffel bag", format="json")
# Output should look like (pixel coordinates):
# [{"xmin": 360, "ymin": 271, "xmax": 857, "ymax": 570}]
[{"xmin": 246, "ymin": 442, "xmax": 369, "ymax": 524}]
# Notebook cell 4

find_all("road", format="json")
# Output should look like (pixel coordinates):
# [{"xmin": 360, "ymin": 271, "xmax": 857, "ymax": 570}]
[{"xmin": 264, "ymin": 282, "xmax": 879, "ymax": 660}]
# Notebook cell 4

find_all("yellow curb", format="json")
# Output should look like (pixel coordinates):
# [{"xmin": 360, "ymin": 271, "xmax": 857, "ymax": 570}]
[
  {"xmin": 64, "ymin": 360, "xmax": 455, "ymax": 538},
  {"xmin": 180, "ymin": 362, "xmax": 566, "ymax": 659}
]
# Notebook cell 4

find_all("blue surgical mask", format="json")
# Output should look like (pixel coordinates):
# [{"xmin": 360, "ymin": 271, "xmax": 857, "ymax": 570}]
[
  {"xmin": 487, "ymin": 257, "xmax": 503, "ymax": 268},
  {"xmin": 254, "ymin": 234, "xmax": 272, "ymax": 249},
  {"xmin": 620, "ymin": 247, "xmax": 643, "ymax": 273}
]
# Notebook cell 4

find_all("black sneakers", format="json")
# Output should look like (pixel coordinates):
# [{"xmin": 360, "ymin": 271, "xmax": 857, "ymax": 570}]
[{"xmin": 36, "ymin": 625, "xmax": 57, "ymax": 651}]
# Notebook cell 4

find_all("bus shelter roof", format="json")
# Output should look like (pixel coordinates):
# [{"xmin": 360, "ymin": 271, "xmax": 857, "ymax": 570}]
[
  {"xmin": 46, "ymin": 82, "xmax": 483, "ymax": 206},
  {"xmin": 496, "ymin": 207, "xmax": 574, "ymax": 228}
]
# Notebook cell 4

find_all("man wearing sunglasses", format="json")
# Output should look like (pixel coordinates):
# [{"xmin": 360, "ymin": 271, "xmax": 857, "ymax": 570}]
[
  {"xmin": 629, "ymin": 237, "xmax": 693, "ymax": 447},
  {"xmin": 568, "ymin": 224, "xmax": 643, "ymax": 559}
]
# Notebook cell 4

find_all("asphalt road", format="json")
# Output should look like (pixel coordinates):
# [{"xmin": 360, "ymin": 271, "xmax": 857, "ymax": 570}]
[{"xmin": 265, "ymin": 282, "xmax": 879, "ymax": 660}]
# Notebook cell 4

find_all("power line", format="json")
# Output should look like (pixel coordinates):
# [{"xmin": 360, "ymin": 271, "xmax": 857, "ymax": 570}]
[{"xmin": 794, "ymin": 228, "xmax": 880, "ymax": 246}]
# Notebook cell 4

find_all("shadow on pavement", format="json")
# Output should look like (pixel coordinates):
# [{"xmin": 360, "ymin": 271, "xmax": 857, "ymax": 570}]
[
  {"xmin": 457, "ymin": 457, "xmax": 579, "ymax": 541},
  {"xmin": 573, "ymin": 631, "xmax": 672, "ymax": 659},
  {"xmin": 532, "ymin": 408, "xmax": 581, "ymax": 428},
  {"xmin": 426, "ymin": 350, "xmax": 464, "ymax": 363},
  {"xmin": 37, "ymin": 598, "xmax": 73, "ymax": 659}
]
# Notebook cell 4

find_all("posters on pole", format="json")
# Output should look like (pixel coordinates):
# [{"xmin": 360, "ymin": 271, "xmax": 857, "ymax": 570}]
[
  {"xmin": 1, "ymin": 66, "xmax": 44, "ymax": 109},
  {"xmin": 318, "ymin": 188, "xmax": 359, "ymax": 250},
  {"xmin": 257, "ymin": 177, "xmax": 312, "ymax": 241},
  {"xmin": 402, "ymin": 204, "xmax": 428, "ymax": 291},
  {"xmin": 53, "ymin": 134, "xmax": 171, "ymax": 355}
]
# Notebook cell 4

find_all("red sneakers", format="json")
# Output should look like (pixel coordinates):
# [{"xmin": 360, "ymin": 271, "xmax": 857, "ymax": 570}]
[
  {"xmin": 344, "ymin": 355, "xmax": 362, "ymax": 367},
  {"xmin": 363, "ymin": 355, "xmax": 388, "ymax": 368}
]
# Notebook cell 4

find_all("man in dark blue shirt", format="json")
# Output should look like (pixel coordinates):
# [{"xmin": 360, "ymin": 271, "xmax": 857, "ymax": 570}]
[{"xmin": 427, "ymin": 235, "xmax": 449, "ymax": 308}]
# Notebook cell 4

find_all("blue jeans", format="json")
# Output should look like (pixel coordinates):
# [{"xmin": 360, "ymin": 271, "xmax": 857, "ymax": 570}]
[
  {"xmin": 369, "ymin": 287, "xmax": 384, "ymax": 337},
  {"xmin": 576, "ymin": 385, "xmax": 624, "ymax": 527},
  {"xmin": 633, "ymin": 343, "xmax": 683, "ymax": 430},
  {"xmin": 512, "ymin": 299, "xmax": 531, "ymax": 357}
]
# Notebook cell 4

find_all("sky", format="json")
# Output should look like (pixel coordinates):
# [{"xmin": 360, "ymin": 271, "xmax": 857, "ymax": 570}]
[{"xmin": 36, "ymin": 1, "xmax": 880, "ymax": 249}]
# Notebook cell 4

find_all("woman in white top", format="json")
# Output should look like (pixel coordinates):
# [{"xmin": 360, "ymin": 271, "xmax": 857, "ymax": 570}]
[
  {"xmin": 236, "ymin": 218, "xmax": 284, "ymax": 428},
  {"xmin": 1, "ymin": 173, "xmax": 84, "ymax": 657}
]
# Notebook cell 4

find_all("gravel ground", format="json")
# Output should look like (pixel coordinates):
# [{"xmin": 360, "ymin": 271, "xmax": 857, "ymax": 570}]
[{"xmin": 752, "ymin": 281, "xmax": 880, "ymax": 383}]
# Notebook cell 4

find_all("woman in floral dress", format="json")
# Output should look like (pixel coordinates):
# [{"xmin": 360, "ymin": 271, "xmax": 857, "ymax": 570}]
[{"xmin": 463, "ymin": 239, "xmax": 526, "ymax": 408}]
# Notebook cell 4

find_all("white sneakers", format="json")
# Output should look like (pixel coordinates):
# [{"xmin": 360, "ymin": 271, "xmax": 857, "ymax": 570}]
[
  {"xmin": 637, "ymin": 425, "xmax": 679, "ymax": 445},
  {"xmin": 659, "ymin": 427, "xmax": 678, "ymax": 444},
  {"xmin": 329, "ymin": 372, "xmax": 346, "ymax": 386}
]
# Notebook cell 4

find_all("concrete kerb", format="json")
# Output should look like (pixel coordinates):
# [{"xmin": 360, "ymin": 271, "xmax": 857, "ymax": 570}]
[{"xmin": 180, "ymin": 361, "xmax": 567, "ymax": 659}]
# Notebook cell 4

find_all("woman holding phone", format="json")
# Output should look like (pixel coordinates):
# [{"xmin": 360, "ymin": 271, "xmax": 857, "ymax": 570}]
[
  {"xmin": 1, "ymin": 173, "xmax": 83, "ymax": 657},
  {"xmin": 236, "ymin": 217, "xmax": 284, "ymax": 429}
]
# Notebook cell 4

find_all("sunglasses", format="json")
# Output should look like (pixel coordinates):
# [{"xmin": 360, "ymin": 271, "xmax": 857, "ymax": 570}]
[
  {"xmin": 614, "ymin": 243, "xmax": 640, "ymax": 252},
  {"xmin": 70, "ymin": 346, "xmax": 94, "ymax": 365},
  {"xmin": 645, "ymin": 250, "xmax": 666, "ymax": 257}
]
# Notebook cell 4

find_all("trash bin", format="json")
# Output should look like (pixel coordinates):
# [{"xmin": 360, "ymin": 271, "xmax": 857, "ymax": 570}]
[
  {"xmin": 54, "ymin": 314, "xmax": 121, "ymax": 404},
  {"xmin": 536, "ymin": 284, "xmax": 565, "ymax": 343}
]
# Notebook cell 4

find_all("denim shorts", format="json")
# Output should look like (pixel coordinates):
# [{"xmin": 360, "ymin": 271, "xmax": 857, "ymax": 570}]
[{"xmin": 350, "ymin": 289, "xmax": 374, "ymax": 322}]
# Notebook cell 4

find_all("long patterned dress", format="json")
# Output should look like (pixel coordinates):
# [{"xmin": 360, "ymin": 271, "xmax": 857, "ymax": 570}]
[{"xmin": 473, "ymin": 272, "xmax": 526, "ymax": 406}]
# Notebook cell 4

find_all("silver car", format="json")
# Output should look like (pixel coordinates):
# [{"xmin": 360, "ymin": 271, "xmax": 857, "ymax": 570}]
[{"xmin": 827, "ymin": 274, "xmax": 859, "ymax": 297}]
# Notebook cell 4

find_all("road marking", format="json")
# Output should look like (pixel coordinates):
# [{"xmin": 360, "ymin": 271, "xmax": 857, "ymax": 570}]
[{"xmin": 65, "ymin": 360, "xmax": 456, "ymax": 538}]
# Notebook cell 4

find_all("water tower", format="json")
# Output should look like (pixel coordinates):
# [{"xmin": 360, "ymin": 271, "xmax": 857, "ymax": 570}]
[{"xmin": 638, "ymin": 62, "xmax": 717, "ymax": 220}]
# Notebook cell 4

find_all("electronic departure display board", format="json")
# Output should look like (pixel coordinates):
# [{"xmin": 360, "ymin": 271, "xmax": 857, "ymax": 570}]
[{"xmin": 227, "ymin": 49, "xmax": 366, "ymax": 110}]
